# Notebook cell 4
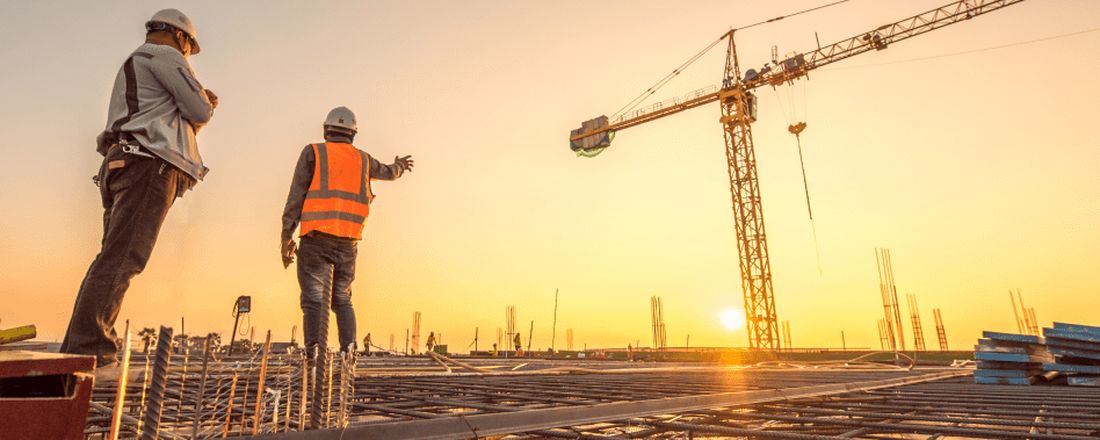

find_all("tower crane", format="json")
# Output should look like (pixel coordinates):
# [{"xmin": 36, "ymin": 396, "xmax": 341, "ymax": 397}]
[{"xmin": 569, "ymin": 0, "xmax": 1026, "ymax": 350}]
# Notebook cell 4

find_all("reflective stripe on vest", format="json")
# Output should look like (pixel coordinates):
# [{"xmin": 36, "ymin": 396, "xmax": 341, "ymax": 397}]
[{"xmin": 299, "ymin": 142, "xmax": 372, "ymax": 240}]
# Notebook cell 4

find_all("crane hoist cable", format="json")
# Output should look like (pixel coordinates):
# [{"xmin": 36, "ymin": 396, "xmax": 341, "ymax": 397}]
[
  {"xmin": 789, "ymin": 122, "xmax": 824, "ymax": 276},
  {"xmin": 788, "ymin": 122, "xmax": 813, "ymax": 221}
]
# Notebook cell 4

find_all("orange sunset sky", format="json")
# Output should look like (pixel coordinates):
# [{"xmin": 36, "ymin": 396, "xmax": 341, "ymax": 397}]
[{"xmin": 0, "ymin": 1, "xmax": 1097, "ymax": 352}]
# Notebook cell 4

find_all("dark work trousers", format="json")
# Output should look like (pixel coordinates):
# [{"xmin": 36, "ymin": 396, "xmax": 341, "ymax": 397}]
[
  {"xmin": 60, "ymin": 145, "xmax": 191, "ymax": 367},
  {"xmin": 297, "ymin": 234, "xmax": 359, "ymax": 355}
]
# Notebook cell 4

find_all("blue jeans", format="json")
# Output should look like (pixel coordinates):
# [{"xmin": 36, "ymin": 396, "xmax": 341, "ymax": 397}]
[{"xmin": 297, "ymin": 234, "xmax": 358, "ymax": 354}]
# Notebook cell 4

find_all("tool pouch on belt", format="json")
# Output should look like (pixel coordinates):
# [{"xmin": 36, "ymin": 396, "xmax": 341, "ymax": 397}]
[
  {"xmin": 95, "ymin": 130, "xmax": 118, "ymax": 157},
  {"xmin": 93, "ymin": 131, "xmax": 120, "ymax": 187}
]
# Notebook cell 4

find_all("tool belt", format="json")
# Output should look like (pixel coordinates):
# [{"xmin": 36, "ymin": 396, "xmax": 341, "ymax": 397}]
[{"xmin": 92, "ymin": 133, "xmax": 195, "ymax": 195}]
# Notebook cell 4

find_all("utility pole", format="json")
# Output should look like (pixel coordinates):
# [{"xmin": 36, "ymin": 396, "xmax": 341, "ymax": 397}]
[
  {"xmin": 551, "ymin": 288, "xmax": 559, "ymax": 352},
  {"xmin": 527, "ymin": 321, "xmax": 534, "ymax": 353}
]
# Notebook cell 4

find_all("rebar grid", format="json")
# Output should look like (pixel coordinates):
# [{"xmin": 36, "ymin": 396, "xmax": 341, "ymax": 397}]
[
  {"xmin": 84, "ymin": 356, "xmax": 1100, "ymax": 439},
  {"xmin": 515, "ymin": 377, "xmax": 1100, "ymax": 439}
]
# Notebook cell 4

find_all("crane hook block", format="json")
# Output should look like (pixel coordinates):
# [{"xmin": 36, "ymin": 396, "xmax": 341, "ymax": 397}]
[{"xmin": 570, "ymin": 116, "xmax": 615, "ymax": 158}]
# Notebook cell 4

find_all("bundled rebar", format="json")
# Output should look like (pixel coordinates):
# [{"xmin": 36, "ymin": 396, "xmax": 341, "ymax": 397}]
[{"xmin": 140, "ymin": 326, "xmax": 174, "ymax": 440}]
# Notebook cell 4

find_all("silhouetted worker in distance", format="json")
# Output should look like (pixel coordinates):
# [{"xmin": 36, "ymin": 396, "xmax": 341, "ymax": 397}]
[
  {"xmin": 61, "ymin": 9, "xmax": 216, "ymax": 380},
  {"xmin": 280, "ymin": 106, "xmax": 413, "ymax": 356},
  {"xmin": 426, "ymin": 332, "xmax": 436, "ymax": 354},
  {"xmin": 514, "ymin": 332, "xmax": 523, "ymax": 355},
  {"xmin": 363, "ymin": 333, "xmax": 372, "ymax": 355}
]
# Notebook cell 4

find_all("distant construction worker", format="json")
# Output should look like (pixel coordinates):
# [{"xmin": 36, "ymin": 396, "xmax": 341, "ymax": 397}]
[
  {"xmin": 513, "ymin": 332, "xmax": 523, "ymax": 356},
  {"xmin": 281, "ymin": 106, "xmax": 413, "ymax": 356},
  {"xmin": 363, "ymin": 333, "xmax": 372, "ymax": 355},
  {"xmin": 61, "ymin": 9, "xmax": 216, "ymax": 378},
  {"xmin": 490, "ymin": 343, "xmax": 498, "ymax": 357},
  {"xmin": 426, "ymin": 332, "xmax": 437, "ymax": 354}
]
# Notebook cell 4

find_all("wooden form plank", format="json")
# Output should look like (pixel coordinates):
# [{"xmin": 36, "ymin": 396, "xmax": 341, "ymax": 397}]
[{"xmin": 982, "ymin": 331, "xmax": 1041, "ymax": 344}]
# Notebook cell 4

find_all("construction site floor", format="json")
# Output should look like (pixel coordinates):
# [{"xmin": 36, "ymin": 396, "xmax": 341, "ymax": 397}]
[{"xmin": 78, "ymin": 353, "xmax": 1100, "ymax": 439}]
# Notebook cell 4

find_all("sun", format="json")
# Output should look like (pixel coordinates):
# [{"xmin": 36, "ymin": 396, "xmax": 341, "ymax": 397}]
[{"xmin": 719, "ymin": 308, "xmax": 746, "ymax": 331}]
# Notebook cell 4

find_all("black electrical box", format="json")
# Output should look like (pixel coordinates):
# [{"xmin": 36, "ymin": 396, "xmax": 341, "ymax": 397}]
[{"xmin": 236, "ymin": 295, "xmax": 251, "ymax": 314}]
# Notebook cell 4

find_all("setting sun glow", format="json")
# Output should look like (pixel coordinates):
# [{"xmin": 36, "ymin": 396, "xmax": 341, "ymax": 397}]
[{"xmin": 719, "ymin": 309, "xmax": 746, "ymax": 331}]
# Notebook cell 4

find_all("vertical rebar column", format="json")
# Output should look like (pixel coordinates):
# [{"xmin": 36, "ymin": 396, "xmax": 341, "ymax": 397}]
[
  {"xmin": 1010, "ymin": 290, "xmax": 1024, "ymax": 333},
  {"xmin": 238, "ymin": 368, "xmax": 251, "ymax": 436},
  {"xmin": 176, "ymin": 336, "xmax": 190, "ymax": 419},
  {"xmin": 284, "ymin": 367, "xmax": 293, "ymax": 432},
  {"xmin": 310, "ymin": 284, "xmax": 332, "ymax": 429},
  {"xmin": 934, "ymin": 308, "xmax": 949, "ymax": 351},
  {"xmin": 299, "ymin": 354, "xmax": 308, "ymax": 430},
  {"xmin": 324, "ymin": 350, "xmax": 335, "ymax": 427},
  {"xmin": 908, "ymin": 294, "xmax": 927, "ymax": 351},
  {"xmin": 135, "ymin": 340, "xmax": 154, "ymax": 433},
  {"xmin": 885, "ymin": 250, "xmax": 906, "ymax": 351},
  {"xmin": 252, "ymin": 330, "xmax": 272, "ymax": 435},
  {"xmin": 411, "ymin": 311, "xmax": 421, "ymax": 355},
  {"xmin": 108, "ymin": 325, "xmax": 132, "ymax": 440},
  {"xmin": 337, "ymin": 351, "xmax": 353, "ymax": 428},
  {"xmin": 140, "ymin": 326, "xmax": 174, "ymax": 440},
  {"xmin": 223, "ymin": 372, "xmax": 238, "ymax": 438},
  {"xmin": 650, "ymin": 296, "xmax": 658, "ymax": 350},
  {"xmin": 192, "ymin": 336, "xmax": 213, "ymax": 436}
]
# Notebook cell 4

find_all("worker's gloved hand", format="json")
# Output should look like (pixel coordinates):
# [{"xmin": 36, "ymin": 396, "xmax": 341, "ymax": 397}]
[
  {"xmin": 281, "ymin": 238, "xmax": 297, "ymax": 268},
  {"xmin": 204, "ymin": 89, "xmax": 219, "ymax": 109},
  {"xmin": 394, "ymin": 155, "xmax": 414, "ymax": 173}
]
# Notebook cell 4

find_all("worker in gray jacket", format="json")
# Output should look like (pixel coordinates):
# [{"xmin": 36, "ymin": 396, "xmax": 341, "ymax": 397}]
[{"xmin": 60, "ymin": 9, "xmax": 217, "ymax": 378}]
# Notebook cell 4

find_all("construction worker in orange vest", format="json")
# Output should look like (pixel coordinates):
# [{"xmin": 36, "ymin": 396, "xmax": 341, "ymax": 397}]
[{"xmin": 280, "ymin": 106, "xmax": 413, "ymax": 356}]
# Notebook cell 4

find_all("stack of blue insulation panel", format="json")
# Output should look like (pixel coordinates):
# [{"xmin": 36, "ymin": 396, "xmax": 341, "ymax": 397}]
[
  {"xmin": 974, "ymin": 331, "xmax": 1052, "ymax": 385},
  {"xmin": 1042, "ymin": 322, "xmax": 1100, "ymax": 387}
]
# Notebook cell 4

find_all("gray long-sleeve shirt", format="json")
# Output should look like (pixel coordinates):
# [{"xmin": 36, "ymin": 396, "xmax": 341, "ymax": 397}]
[
  {"xmin": 99, "ymin": 43, "xmax": 214, "ymax": 181},
  {"xmin": 281, "ymin": 140, "xmax": 405, "ymax": 241}
]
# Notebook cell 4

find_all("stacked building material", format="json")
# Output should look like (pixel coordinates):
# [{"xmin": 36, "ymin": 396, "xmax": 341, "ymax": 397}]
[
  {"xmin": 1042, "ymin": 322, "xmax": 1100, "ymax": 387},
  {"xmin": 974, "ymin": 331, "xmax": 1051, "ymax": 385}
]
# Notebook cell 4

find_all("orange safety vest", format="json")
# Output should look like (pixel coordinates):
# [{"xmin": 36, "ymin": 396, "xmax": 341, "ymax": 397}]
[{"xmin": 300, "ymin": 142, "xmax": 373, "ymax": 240}]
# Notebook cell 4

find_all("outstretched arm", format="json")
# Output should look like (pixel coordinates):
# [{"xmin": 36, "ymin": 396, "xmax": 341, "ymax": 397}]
[{"xmin": 368, "ymin": 154, "xmax": 414, "ymax": 181}]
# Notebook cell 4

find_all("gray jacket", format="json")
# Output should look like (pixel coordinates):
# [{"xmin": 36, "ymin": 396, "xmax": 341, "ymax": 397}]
[{"xmin": 98, "ymin": 43, "xmax": 214, "ymax": 181}]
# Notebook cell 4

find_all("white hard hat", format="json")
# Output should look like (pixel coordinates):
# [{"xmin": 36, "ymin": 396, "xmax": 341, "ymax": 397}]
[
  {"xmin": 147, "ymin": 9, "xmax": 201, "ymax": 55},
  {"xmin": 324, "ymin": 107, "xmax": 358, "ymax": 133}
]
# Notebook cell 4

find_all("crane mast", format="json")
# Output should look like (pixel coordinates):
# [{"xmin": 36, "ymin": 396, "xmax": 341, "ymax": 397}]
[
  {"xmin": 569, "ymin": 0, "xmax": 1026, "ymax": 350},
  {"xmin": 719, "ymin": 33, "xmax": 780, "ymax": 350}
]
